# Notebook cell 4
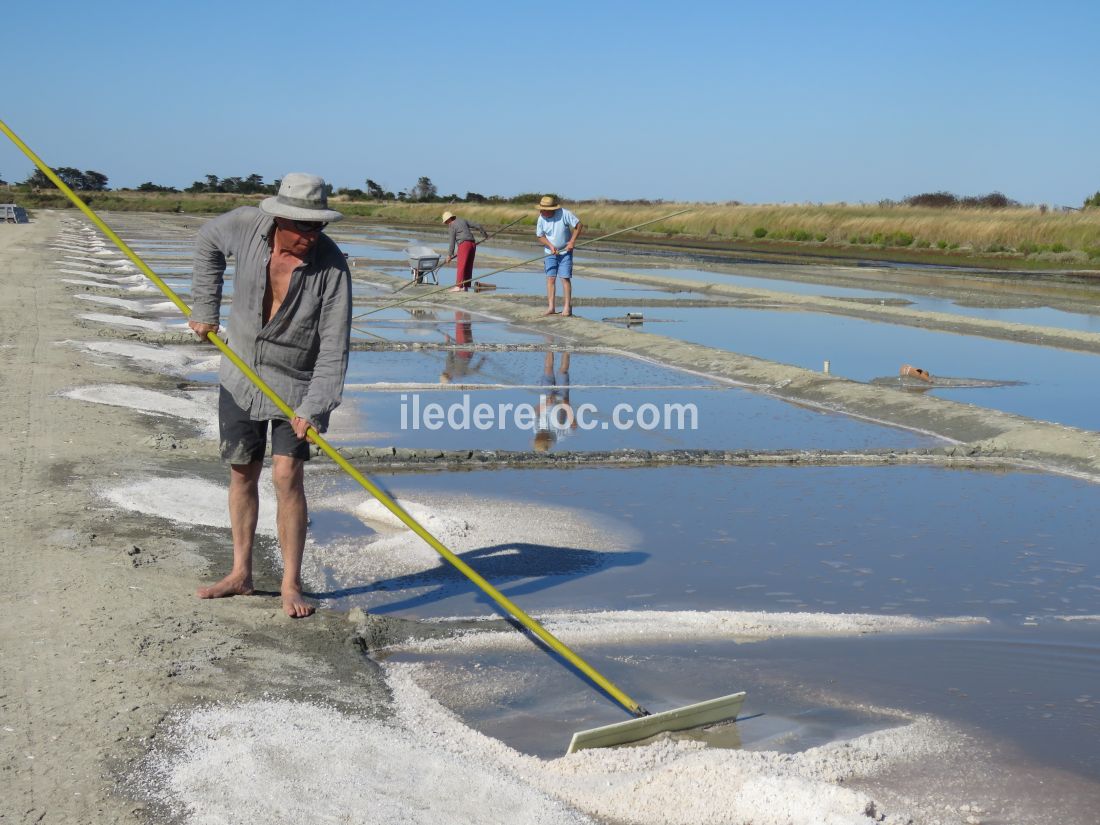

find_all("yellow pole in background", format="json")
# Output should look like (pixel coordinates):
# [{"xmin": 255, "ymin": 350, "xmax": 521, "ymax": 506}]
[{"xmin": 0, "ymin": 118, "xmax": 648, "ymax": 719}]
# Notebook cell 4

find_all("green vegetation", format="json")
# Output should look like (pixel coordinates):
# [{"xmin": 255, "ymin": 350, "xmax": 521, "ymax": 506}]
[{"xmin": 7, "ymin": 186, "xmax": 1099, "ymax": 269}]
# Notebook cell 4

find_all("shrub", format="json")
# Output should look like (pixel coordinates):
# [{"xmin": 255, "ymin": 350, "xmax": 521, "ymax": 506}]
[
  {"xmin": 915, "ymin": 239, "xmax": 931, "ymax": 248},
  {"xmin": 753, "ymin": 227, "xmax": 768, "ymax": 238},
  {"xmin": 1051, "ymin": 242, "xmax": 1069, "ymax": 253},
  {"xmin": 936, "ymin": 240, "xmax": 949, "ymax": 249},
  {"xmin": 959, "ymin": 192, "xmax": 1019, "ymax": 209},
  {"xmin": 815, "ymin": 233, "xmax": 827, "ymax": 242},
  {"xmin": 1084, "ymin": 191, "xmax": 1100, "ymax": 209},
  {"xmin": 906, "ymin": 191, "xmax": 958, "ymax": 208},
  {"xmin": 792, "ymin": 229, "xmax": 812, "ymax": 241},
  {"xmin": 891, "ymin": 232, "xmax": 914, "ymax": 246}
]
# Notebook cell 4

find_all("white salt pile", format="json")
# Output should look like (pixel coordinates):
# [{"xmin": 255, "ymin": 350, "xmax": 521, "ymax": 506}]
[
  {"xmin": 141, "ymin": 700, "xmax": 595, "ymax": 825},
  {"xmin": 73, "ymin": 341, "xmax": 202, "ymax": 374},
  {"xmin": 402, "ymin": 609, "xmax": 988, "ymax": 652},
  {"xmin": 73, "ymin": 294, "xmax": 152, "ymax": 313},
  {"xmin": 105, "ymin": 474, "xmax": 277, "ymax": 534},
  {"xmin": 138, "ymin": 664, "xmax": 951, "ymax": 824},
  {"xmin": 303, "ymin": 492, "xmax": 637, "ymax": 590},
  {"xmin": 78, "ymin": 313, "xmax": 166, "ymax": 332},
  {"xmin": 62, "ymin": 384, "xmax": 216, "ymax": 436}
]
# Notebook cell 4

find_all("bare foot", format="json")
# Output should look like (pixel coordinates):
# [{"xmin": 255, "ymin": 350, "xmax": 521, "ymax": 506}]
[
  {"xmin": 449, "ymin": 286, "xmax": 463, "ymax": 292},
  {"xmin": 562, "ymin": 309, "xmax": 573, "ymax": 317},
  {"xmin": 541, "ymin": 309, "xmax": 559, "ymax": 316},
  {"xmin": 282, "ymin": 587, "xmax": 315, "ymax": 618},
  {"xmin": 196, "ymin": 572, "xmax": 254, "ymax": 599}
]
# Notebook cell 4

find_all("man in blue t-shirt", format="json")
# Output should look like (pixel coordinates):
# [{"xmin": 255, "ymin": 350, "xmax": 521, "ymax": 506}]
[{"xmin": 535, "ymin": 195, "xmax": 582, "ymax": 316}]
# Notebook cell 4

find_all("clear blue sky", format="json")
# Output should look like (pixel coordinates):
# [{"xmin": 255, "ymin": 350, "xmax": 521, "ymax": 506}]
[{"xmin": 4, "ymin": 0, "xmax": 1098, "ymax": 205}]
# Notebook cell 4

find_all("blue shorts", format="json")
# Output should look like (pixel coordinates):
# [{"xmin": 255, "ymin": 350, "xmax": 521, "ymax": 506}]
[{"xmin": 543, "ymin": 250, "xmax": 573, "ymax": 279}]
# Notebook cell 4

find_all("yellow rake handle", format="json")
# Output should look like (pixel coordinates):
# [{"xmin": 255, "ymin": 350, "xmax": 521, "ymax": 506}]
[{"xmin": 1, "ymin": 118, "xmax": 648, "ymax": 719}]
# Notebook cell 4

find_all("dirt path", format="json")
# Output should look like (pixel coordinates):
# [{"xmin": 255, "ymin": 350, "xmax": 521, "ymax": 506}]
[{"xmin": 0, "ymin": 213, "xmax": 386, "ymax": 824}]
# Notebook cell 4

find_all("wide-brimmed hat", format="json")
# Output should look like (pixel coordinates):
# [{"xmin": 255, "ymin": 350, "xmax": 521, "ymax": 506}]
[
  {"xmin": 260, "ymin": 173, "xmax": 344, "ymax": 223},
  {"xmin": 441, "ymin": 211, "xmax": 456, "ymax": 223},
  {"xmin": 537, "ymin": 195, "xmax": 561, "ymax": 211}
]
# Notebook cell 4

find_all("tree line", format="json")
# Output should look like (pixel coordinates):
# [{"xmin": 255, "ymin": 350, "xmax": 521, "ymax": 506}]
[
  {"xmin": 18, "ymin": 167, "xmax": 110, "ymax": 191},
  {"xmin": 7, "ymin": 167, "xmax": 1100, "ymax": 209}
]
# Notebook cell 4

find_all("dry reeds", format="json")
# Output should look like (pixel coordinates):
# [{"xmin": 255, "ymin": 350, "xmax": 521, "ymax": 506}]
[{"xmin": 351, "ymin": 201, "xmax": 1099, "ymax": 258}]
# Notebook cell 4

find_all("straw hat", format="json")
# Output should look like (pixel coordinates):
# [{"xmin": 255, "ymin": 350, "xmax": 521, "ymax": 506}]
[
  {"xmin": 260, "ymin": 173, "xmax": 343, "ymax": 222},
  {"xmin": 441, "ymin": 211, "xmax": 456, "ymax": 223},
  {"xmin": 537, "ymin": 195, "xmax": 561, "ymax": 211}
]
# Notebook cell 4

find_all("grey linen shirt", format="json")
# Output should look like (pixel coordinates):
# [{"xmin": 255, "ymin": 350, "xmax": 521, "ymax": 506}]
[
  {"xmin": 191, "ymin": 206, "xmax": 352, "ymax": 430},
  {"xmin": 447, "ymin": 217, "xmax": 488, "ymax": 256}
]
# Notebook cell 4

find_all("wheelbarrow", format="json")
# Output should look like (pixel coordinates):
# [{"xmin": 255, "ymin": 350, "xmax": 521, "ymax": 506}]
[{"xmin": 404, "ymin": 245, "xmax": 443, "ymax": 285}]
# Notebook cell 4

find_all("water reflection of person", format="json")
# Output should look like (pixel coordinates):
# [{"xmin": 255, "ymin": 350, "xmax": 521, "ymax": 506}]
[
  {"xmin": 440, "ymin": 311, "xmax": 485, "ymax": 384},
  {"xmin": 533, "ymin": 351, "xmax": 577, "ymax": 451}
]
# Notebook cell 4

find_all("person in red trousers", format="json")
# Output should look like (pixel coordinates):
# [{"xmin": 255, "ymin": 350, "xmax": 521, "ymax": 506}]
[{"xmin": 442, "ymin": 211, "xmax": 488, "ymax": 291}]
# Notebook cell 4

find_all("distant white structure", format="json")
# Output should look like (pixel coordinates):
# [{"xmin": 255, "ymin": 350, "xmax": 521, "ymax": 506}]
[{"xmin": 2, "ymin": 204, "xmax": 30, "ymax": 223}]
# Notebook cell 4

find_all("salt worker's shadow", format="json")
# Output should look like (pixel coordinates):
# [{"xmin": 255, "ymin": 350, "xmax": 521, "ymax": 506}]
[{"xmin": 312, "ymin": 541, "xmax": 648, "ymax": 613}]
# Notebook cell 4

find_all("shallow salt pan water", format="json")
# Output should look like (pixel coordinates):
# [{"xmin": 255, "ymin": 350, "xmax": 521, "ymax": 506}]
[
  {"xmin": 597, "ymin": 305, "xmax": 1100, "ymax": 429},
  {"xmin": 608, "ymin": 265, "xmax": 1100, "ymax": 332},
  {"xmin": 310, "ymin": 465, "xmax": 1100, "ymax": 621},
  {"xmin": 352, "ymin": 306, "xmax": 550, "ymax": 346},
  {"xmin": 337, "ymin": 349, "xmax": 938, "ymax": 452}
]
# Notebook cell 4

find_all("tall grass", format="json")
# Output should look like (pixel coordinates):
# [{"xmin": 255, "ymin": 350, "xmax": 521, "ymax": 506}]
[{"xmin": 346, "ymin": 201, "xmax": 1100, "ymax": 259}]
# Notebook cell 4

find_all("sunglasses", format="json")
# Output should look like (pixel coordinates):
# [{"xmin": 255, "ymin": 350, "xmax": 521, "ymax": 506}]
[{"xmin": 284, "ymin": 219, "xmax": 328, "ymax": 233}]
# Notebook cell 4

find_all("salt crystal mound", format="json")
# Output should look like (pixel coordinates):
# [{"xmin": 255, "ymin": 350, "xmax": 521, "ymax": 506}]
[
  {"xmin": 104, "ymin": 475, "xmax": 277, "ymax": 534},
  {"xmin": 73, "ymin": 294, "xmax": 152, "ymax": 313},
  {"xmin": 61, "ymin": 279, "xmax": 155, "ymax": 293},
  {"xmin": 304, "ymin": 493, "xmax": 636, "ymax": 589},
  {"xmin": 58, "ymin": 268, "xmax": 147, "ymax": 284},
  {"xmin": 141, "ymin": 700, "xmax": 595, "ymax": 825},
  {"xmin": 61, "ymin": 384, "xmax": 216, "ymax": 437},
  {"xmin": 401, "ymin": 610, "xmax": 989, "ymax": 652},
  {"xmin": 140, "ymin": 690, "xmax": 946, "ymax": 825},
  {"xmin": 385, "ymin": 663, "xmax": 954, "ymax": 825},
  {"xmin": 74, "ymin": 341, "xmax": 197, "ymax": 374},
  {"xmin": 78, "ymin": 313, "xmax": 166, "ymax": 332}
]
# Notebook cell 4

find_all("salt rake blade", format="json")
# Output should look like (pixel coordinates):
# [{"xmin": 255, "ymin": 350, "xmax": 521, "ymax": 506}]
[{"xmin": 567, "ymin": 691, "xmax": 747, "ymax": 755}]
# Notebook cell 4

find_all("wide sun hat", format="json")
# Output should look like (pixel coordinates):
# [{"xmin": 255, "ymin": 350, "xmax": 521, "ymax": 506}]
[
  {"xmin": 537, "ymin": 195, "xmax": 560, "ymax": 211},
  {"xmin": 441, "ymin": 211, "xmax": 456, "ymax": 223},
  {"xmin": 260, "ymin": 173, "xmax": 344, "ymax": 222}
]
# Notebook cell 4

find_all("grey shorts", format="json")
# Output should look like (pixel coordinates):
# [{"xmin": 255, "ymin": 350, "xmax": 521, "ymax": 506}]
[{"xmin": 218, "ymin": 386, "xmax": 312, "ymax": 464}]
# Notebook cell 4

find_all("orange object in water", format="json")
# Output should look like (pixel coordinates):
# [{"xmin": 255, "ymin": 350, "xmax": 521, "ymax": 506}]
[{"xmin": 900, "ymin": 364, "xmax": 933, "ymax": 382}]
